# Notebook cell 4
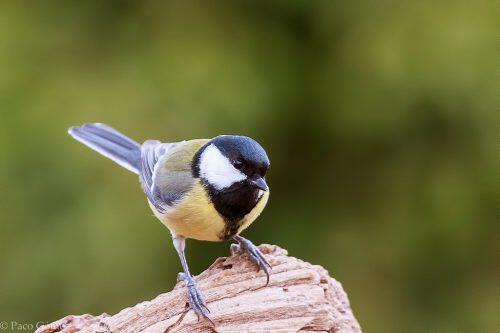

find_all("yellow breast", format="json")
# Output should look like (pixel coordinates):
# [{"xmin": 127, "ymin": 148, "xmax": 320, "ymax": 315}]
[{"xmin": 151, "ymin": 182, "xmax": 269, "ymax": 242}]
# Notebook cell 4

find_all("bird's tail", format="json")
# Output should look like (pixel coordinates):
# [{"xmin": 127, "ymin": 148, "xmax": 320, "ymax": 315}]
[{"xmin": 68, "ymin": 123, "xmax": 141, "ymax": 174}]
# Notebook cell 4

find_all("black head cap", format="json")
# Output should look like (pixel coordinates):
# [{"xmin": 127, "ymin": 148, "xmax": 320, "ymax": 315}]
[{"xmin": 211, "ymin": 135, "xmax": 270, "ymax": 178}]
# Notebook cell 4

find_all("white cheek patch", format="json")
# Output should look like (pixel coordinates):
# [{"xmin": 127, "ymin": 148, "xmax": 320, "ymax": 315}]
[{"xmin": 199, "ymin": 144, "xmax": 246, "ymax": 190}]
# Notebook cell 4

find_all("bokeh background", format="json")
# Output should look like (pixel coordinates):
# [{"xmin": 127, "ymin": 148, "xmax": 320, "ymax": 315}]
[{"xmin": 0, "ymin": 1, "xmax": 498, "ymax": 332}]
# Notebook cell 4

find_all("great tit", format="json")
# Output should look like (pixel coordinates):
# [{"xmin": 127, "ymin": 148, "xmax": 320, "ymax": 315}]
[{"xmin": 68, "ymin": 123, "xmax": 271, "ymax": 320}]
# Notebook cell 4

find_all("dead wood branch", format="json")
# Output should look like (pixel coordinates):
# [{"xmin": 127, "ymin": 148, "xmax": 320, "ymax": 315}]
[{"xmin": 36, "ymin": 244, "xmax": 361, "ymax": 333}]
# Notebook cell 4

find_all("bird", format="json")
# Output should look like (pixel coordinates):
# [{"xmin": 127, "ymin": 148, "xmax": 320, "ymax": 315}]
[{"xmin": 68, "ymin": 123, "xmax": 271, "ymax": 320}]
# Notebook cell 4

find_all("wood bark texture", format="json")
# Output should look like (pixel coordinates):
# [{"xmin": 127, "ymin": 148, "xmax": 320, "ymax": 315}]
[{"xmin": 36, "ymin": 244, "xmax": 361, "ymax": 333}]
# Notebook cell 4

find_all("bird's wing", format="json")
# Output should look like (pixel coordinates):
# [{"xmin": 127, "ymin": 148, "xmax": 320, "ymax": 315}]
[{"xmin": 140, "ymin": 139, "xmax": 209, "ymax": 213}]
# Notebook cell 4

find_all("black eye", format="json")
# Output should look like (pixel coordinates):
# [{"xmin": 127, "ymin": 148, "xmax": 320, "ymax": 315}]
[{"xmin": 233, "ymin": 159, "xmax": 244, "ymax": 170}]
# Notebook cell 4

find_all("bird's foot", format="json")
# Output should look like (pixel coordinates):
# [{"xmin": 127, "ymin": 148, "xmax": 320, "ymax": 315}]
[
  {"xmin": 177, "ymin": 272, "xmax": 213, "ymax": 324},
  {"xmin": 231, "ymin": 237, "xmax": 272, "ymax": 285}
]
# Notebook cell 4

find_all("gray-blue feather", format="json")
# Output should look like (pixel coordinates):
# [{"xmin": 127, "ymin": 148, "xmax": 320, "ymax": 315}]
[
  {"xmin": 68, "ymin": 123, "xmax": 141, "ymax": 174},
  {"xmin": 140, "ymin": 140, "xmax": 168, "ymax": 213}
]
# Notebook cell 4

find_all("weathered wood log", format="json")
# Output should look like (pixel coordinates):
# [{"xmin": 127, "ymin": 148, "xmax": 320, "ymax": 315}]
[{"xmin": 36, "ymin": 244, "xmax": 361, "ymax": 333}]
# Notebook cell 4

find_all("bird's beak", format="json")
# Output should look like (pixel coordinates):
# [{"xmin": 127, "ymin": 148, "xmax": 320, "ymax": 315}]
[{"xmin": 250, "ymin": 177, "xmax": 268, "ymax": 191}]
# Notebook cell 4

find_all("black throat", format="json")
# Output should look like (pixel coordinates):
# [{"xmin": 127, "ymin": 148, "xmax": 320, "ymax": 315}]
[{"xmin": 204, "ymin": 181, "xmax": 262, "ymax": 240}]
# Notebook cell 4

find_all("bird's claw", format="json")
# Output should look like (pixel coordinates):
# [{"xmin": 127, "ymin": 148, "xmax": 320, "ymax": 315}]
[
  {"xmin": 232, "ymin": 237, "xmax": 272, "ymax": 285},
  {"xmin": 179, "ymin": 273, "xmax": 213, "ymax": 324},
  {"xmin": 230, "ymin": 243, "xmax": 241, "ymax": 255}
]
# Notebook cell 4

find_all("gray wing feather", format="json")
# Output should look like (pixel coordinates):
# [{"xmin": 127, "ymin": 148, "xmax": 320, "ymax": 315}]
[
  {"xmin": 140, "ymin": 140, "xmax": 202, "ymax": 213},
  {"xmin": 140, "ymin": 140, "xmax": 170, "ymax": 213},
  {"xmin": 153, "ymin": 165, "xmax": 193, "ymax": 205}
]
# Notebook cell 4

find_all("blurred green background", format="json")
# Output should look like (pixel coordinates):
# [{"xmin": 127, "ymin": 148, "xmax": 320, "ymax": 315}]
[{"xmin": 0, "ymin": 1, "xmax": 498, "ymax": 332}]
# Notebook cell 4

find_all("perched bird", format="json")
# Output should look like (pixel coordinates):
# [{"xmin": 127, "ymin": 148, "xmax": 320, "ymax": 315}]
[{"xmin": 68, "ymin": 123, "xmax": 271, "ymax": 320}]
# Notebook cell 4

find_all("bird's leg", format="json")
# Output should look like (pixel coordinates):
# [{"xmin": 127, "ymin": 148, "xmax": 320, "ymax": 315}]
[
  {"xmin": 172, "ymin": 235, "xmax": 212, "ymax": 322},
  {"xmin": 231, "ymin": 235, "xmax": 272, "ymax": 285}
]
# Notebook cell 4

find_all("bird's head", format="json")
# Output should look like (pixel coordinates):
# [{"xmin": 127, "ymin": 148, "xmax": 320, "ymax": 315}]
[{"xmin": 193, "ymin": 135, "xmax": 270, "ymax": 194}]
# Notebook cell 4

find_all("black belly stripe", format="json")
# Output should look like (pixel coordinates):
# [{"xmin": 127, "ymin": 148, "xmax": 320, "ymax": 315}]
[{"xmin": 218, "ymin": 219, "xmax": 243, "ymax": 241}]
